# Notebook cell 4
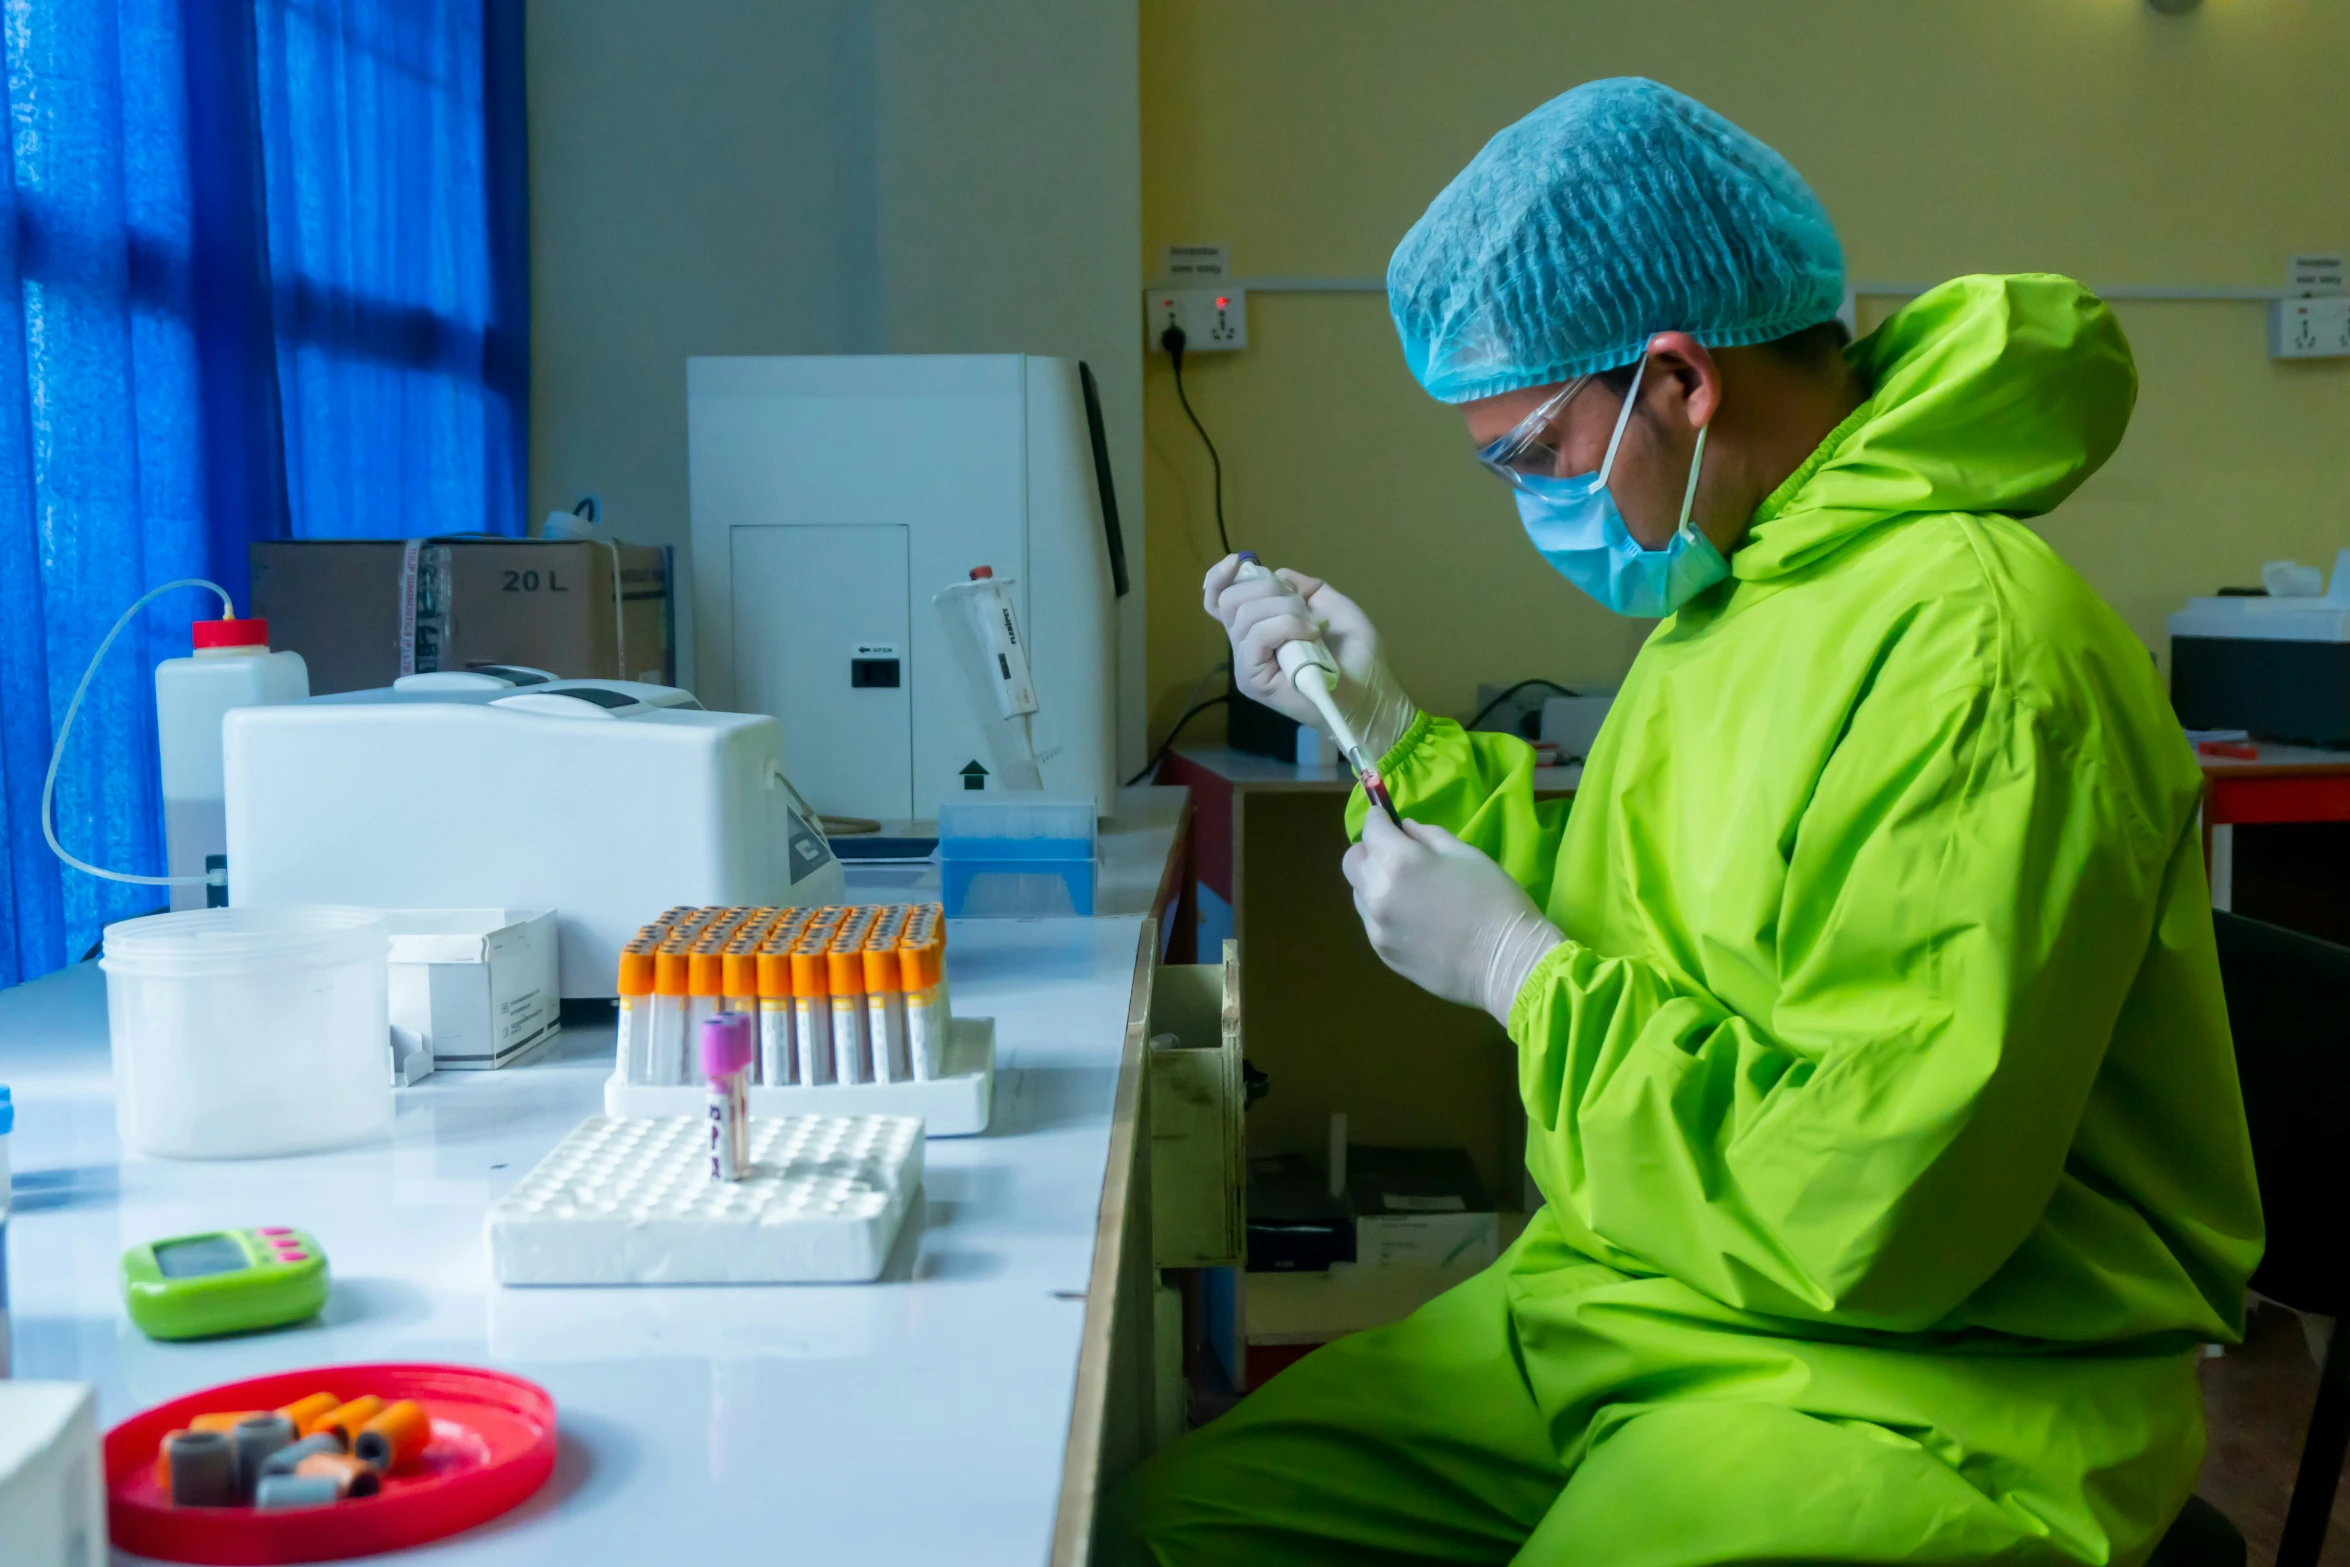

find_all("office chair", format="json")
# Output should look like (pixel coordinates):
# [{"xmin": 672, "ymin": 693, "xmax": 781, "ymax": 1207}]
[{"xmin": 2149, "ymin": 911, "xmax": 2350, "ymax": 1567}]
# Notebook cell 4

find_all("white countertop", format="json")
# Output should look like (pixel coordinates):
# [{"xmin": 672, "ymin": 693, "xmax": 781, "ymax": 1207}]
[{"xmin": 2, "ymin": 910, "xmax": 1155, "ymax": 1564}]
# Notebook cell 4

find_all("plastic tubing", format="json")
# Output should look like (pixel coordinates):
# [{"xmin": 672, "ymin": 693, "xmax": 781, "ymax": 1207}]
[{"xmin": 43, "ymin": 578, "xmax": 236, "ymax": 886}]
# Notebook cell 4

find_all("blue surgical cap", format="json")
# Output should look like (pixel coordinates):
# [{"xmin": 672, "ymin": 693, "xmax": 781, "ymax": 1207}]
[{"xmin": 1388, "ymin": 78, "xmax": 1846, "ymax": 405}]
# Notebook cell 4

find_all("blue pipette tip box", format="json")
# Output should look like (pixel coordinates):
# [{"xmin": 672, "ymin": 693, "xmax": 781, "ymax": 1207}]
[{"xmin": 936, "ymin": 797, "xmax": 1097, "ymax": 919}]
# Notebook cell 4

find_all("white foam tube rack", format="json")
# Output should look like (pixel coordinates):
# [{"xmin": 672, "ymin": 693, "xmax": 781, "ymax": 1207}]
[{"xmin": 488, "ymin": 1113, "xmax": 924, "ymax": 1285}]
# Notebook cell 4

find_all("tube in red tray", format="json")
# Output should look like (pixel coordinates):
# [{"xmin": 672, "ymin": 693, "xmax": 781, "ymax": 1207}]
[{"xmin": 702, "ymin": 1013, "xmax": 754, "ymax": 1180}]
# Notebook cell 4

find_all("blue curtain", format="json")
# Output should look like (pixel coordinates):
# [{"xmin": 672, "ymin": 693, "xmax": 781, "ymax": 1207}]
[{"xmin": 0, "ymin": 0, "xmax": 527, "ymax": 986}]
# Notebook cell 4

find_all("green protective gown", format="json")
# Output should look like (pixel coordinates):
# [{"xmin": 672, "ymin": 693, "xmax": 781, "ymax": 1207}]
[{"xmin": 1106, "ymin": 275, "xmax": 2264, "ymax": 1567}]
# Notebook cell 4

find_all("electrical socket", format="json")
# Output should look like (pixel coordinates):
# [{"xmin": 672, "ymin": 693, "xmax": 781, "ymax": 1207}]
[
  {"xmin": 1144, "ymin": 287, "xmax": 1248, "ymax": 354},
  {"xmin": 2270, "ymin": 296, "xmax": 2350, "ymax": 359}
]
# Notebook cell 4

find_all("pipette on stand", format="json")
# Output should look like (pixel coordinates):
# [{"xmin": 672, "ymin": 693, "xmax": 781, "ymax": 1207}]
[{"xmin": 1233, "ymin": 553, "xmax": 1404, "ymax": 827}]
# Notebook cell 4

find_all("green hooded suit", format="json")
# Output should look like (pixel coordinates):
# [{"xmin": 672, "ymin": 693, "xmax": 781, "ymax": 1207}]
[{"xmin": 1107, "ymin": 276, "xmax": 2263, "ymax": 1566}]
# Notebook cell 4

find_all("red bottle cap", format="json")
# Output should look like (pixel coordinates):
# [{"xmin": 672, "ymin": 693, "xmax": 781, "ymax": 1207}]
[
  {"xmin": 192, "ymin": 617, "xmax": 269, "ymax": 650},
  {"xmin": 968, "ymin": 565, "xmax": 993, "ymax": 579}
]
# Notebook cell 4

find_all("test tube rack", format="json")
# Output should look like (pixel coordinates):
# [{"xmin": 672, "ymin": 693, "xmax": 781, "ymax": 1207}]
[
  {"xmin": 607, "ymin": 901, "xmax": 994, "ymax": 1136},
  {"xmin": 488, "ymin": 1113, "xmax": 923, "ymax": 1286},
  {"xmin": 604, "ymin": 1015, "xmax": 995, "ymax": 1135}
]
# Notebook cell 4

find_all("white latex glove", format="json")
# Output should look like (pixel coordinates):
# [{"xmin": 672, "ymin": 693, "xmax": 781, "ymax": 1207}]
[
  {"xmin": 1343, "ymin": 805, "xmax": 1564, "ymax": 1024},
  {"xmin": 1203, "ymin": 554, "xmax": 1418, "ymax": 761}
]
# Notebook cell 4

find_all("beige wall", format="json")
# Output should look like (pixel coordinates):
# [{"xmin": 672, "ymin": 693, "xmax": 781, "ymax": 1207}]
[
  {"xmin": 527, "ymin": 0, "xmax": 880, "ymax": 662},
  {"xmin": 1139, "ymin": 0, "xmax": 2350, "ymax": 737},
  {"xmin": 528, "ymin": 1, "xmax": 1146, "ymax": 763}
]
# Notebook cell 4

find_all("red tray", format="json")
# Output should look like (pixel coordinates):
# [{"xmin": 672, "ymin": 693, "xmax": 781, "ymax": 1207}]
[{"xmin": 105, "ymin": 1362, "xmax": 556, "ymax": 1564}]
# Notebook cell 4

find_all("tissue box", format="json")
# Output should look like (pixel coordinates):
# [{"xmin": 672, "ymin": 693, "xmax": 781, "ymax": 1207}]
[
  {"xmin": 386, "ymin": 909, "xmax": 559, "ymax": 1072},
  {"xmin": 0, "ymin": 1382, "xmax": 104, "ymax": 1567},
  {"xmin": 1347, "ymin": 1146, "xmax": 1498, "ymax": 1271}
]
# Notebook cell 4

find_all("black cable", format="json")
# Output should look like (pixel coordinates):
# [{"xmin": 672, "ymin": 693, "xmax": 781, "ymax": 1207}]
[
  {"xmin": 1465, "ymin": 678, "xmax": 1582, "ymax": 736},
  {"xmin": 1127, "ymin": 691, "xmax": 1233, "ymax": 786},
  {"xmin": 1163, "ymin": 326, "xmax": 1231, "ymax": 557}
]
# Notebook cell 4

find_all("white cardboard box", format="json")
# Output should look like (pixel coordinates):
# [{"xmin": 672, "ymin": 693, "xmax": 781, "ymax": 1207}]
[
  {"xmin": 0, "ymin": 1381, "xmax": 104, "ymax": 1567},
  {"xmin": 1356, "ymin": 1209, "xmax": 1500, "ymax": 1270},
  {"xmin": 386, "ymin": 908, "xmax": 559, "ymax": 1073}
]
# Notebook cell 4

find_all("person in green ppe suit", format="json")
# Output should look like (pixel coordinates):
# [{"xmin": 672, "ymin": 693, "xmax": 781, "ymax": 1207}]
[{"xmin": 1105, "ymin": 78, "xmax": 2262, "ymax": 1566}]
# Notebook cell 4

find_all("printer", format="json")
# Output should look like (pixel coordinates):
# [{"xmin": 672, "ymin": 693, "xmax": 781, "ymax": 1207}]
[
  {"xmin": 2170, "ymin": 550, "xmax": 2350, "ymax": 745},
  {"xmin": 223, "ymin": 675, "xmax": 845, "ymax": 998}
]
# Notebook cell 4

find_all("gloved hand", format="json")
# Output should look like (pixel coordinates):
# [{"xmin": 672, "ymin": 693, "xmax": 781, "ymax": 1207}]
[
  {"xmin": 1203, "ymin": 555, "xmax": 1418, "ymax": 761},
  {"xmin": 1343, "ymin": 806, "xmax": 1564, "ymax": 1024}
]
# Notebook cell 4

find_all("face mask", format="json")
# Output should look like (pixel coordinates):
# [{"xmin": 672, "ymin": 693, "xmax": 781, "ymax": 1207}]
[{"xmin": 1504, "ymin": 357, "xmax": 1727, "ymax": 618}]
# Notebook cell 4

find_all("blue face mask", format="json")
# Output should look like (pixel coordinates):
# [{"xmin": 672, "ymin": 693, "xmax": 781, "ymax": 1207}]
[{"xmin": 1483, "ymin": 357, "xmax": 1727, "ymax": 618}]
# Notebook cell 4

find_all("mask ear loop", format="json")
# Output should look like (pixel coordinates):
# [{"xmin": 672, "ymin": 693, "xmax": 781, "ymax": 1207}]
[
  {"xmin": 1676, "ymin": 422, "xmax": 1711, "ymax": 540},
  {"xmin": 1594, "ymin": 355, "xmax": 1648, "ymax": 487}
]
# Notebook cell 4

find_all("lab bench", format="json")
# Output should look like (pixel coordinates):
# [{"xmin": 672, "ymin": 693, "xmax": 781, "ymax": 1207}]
[
  {"xmin": 2198, "ymin": 743, "xmax": 2350, "ymax": 941},
  {"xmin": 0, "ymin": 786, "xmax": 1192, "ymax": 1565}
]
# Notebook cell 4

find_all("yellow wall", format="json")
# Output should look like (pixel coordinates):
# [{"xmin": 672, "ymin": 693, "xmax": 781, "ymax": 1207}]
[{"xmin": 1139, "ymin": 0, "xmax": 2350, "ymax": 738}]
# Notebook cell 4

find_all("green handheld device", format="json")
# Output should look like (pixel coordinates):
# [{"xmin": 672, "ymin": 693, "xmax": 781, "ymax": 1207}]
[{"xmin": 119, "ymin": 1227, "xmax": 329, "ymax": 1341}]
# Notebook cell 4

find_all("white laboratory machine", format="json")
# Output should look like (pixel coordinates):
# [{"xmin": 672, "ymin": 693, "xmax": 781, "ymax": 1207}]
[
  {"xmin": 687, "ymin": 354, "xmax": 1124, "ymax": 820},
  {"xmin": 2170, "ymin": 550, "xmax": 2350, "ymax": 744},
  {"xmin": 222, "ymin": 676, "xmax": 845, "ymax": 998}
]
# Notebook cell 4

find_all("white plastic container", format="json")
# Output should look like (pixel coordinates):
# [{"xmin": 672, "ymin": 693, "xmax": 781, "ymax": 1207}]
[
  {"xmin": 101, "ymin": 907, "xmax": 390, "ymax": 1159},
  {"xmin": 154, "ymin": 617, "xmax": 308, "ymax": 911}
]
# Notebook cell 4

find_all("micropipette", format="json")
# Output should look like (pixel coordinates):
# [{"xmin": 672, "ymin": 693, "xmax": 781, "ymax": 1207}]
[{"xmin": 1232, "ymin": 553, "xmax": 1404, "ymax": 826}]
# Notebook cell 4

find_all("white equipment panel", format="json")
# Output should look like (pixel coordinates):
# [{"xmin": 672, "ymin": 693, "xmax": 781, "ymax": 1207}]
[
  {"xmin": 688, "ymin": 354, "xmax": 1119, "ymax": 818},
  {"xmin": 732, "ymin": 523, "xmax": 915, "ymax": 821}
]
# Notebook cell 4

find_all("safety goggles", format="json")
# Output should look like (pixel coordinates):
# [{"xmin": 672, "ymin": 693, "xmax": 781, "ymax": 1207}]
[{"xmin": 1473, "ymin": 375, "xmax": 1591, "ymax": 491}]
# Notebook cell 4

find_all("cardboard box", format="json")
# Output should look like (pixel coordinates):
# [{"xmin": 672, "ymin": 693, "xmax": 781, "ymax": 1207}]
[
  {"xmin": 385, "ymin": 908, "xmax": 559, "ymax": 1072},
  {"xmin": 250, "ymin": 539, "xmax": 673, "ymax": 696}
]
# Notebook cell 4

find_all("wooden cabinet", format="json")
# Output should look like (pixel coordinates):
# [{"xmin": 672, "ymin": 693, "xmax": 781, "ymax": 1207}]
[{"xmin": 1149, "ymin": 941, "xmax": 1246, "ymax": 1269}]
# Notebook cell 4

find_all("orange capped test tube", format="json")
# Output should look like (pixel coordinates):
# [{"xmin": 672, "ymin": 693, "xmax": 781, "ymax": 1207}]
[
  {"xmin": 650, "ymin": 933, "xmax": 694, "ymax": 1085},
  {"xmin": 863, "ymin": 909, "xmax": 909, "ymax": 1082},
  {"xmin": 791, "ymin": 936, "xmax": 834, "ymax": 1084},
  {"xmin": 617, "ymin": 925, "xmax": 661, "ymax": 1084},
  {"xmin": 684, "ymin": 930, "xmax": 734, "ymax": 1082},
  {"xmin": 828, "ymin": 921, "xmax": 873, "ymax": 1083},
  {"xmin": 721, "ymin": 932, "xmax": 761, "ymax": 1013},
  {"xmin": 900, "ymin": 919, "xmax": 948, "ymax": 1081},
  {"xmin": 756, "ymin": 929, "xmax": 798, "ymax": 1085}
]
